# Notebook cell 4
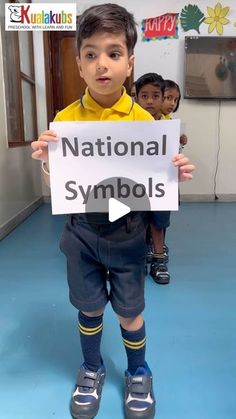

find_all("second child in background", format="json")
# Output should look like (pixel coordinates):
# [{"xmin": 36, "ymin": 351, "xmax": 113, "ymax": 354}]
[
  {"xmin": 135, "ymin": 73, "xmax": 171, "ymax": 285},
  {"xmin": 129, "ymin": 82, "xmax": 137, "ymax": 101},
  {"xmin": 161, "ymin": 79, "xmax": 188, "ymax": 151}
]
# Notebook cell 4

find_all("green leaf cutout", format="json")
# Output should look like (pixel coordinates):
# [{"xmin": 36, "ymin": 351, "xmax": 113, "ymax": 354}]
[{"xmin": 180, "ymin": 4, "xmax": 205, "ymax": 33}]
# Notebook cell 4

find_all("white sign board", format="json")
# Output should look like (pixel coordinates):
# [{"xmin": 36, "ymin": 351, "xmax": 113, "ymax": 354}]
[{"xmin": 49, "ymin": 120, "xmax": 180, "ymax": 215}]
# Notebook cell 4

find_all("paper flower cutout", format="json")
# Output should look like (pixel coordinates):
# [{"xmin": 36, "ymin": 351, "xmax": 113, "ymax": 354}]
[{"xmin": 204, "ymin": 3, "xmax": 230, "ymax": 35}]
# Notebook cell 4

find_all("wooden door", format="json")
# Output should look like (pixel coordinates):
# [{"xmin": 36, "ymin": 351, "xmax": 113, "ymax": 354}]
[{"xmin": 44, "ymin": 31, "xmax": 86, "ymax": 123}]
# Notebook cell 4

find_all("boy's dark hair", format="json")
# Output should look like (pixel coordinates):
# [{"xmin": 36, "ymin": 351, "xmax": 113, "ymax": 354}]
[
  {"xmin": 76, "ymin": 3, "xmax": 137, "ymax": 56},
  {"xmin": 163, "ymin": 80, "xmax": 181, "ymax": 112},
  {"xmin": 135, "ymin": 73, "xmax": 164, "ymax": 97}
]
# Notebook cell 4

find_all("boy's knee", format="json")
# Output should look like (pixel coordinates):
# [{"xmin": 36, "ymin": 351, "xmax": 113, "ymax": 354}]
[
  {"xmin": 81, "ymin": 309, "xmax": 105, "ymax": 317},
  {"xmin": 118, "ymin": 314, "xmax": 143, "ymax": 331}
]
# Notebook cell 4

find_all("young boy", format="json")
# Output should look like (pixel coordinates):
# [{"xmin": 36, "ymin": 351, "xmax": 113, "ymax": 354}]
[
  {"xmin": 161, "ymin": 79, "xmax": 188, "ymax": 150},
  {"xmin": 136, "ymin": 73, "xmax": 171, "ymax": 285},
  {"xmin": 32, "ymin": 4, "xmax": 195, "ymax": 419}
]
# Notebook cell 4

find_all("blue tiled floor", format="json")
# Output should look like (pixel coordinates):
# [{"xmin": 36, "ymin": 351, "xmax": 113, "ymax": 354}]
[{"xmin": 0, "ymin": 203, "xmax": 236, "ymax": 419}]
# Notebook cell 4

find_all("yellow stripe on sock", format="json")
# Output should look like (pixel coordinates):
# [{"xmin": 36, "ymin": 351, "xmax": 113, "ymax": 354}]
[
  {"xmin": 153, "ymin": 253, "xmax": 164, "ymax": 259},
  {"xmin": 123, "ymin": 341, "xmax": 146, "ymax": 350},
  {"xmin": 79, "ymin": 323, "xmax": 103, "ymax": 336},
  {"xmin": 79, "ymin": 324, "xmax": 103, "ymax": 333},
  {"xmin": 123, "ymin": 337, "xmax": 146, "ymax": 350},
  {"xmin": 123, "ymin": 337, "xmax": 146, "ymax": 346}
]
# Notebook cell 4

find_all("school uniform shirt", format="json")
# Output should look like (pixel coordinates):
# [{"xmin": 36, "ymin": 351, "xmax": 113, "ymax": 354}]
[
  {"xmin": 54, "ymin": 87, "xmax": 154, "ymax": 122},
  {"xmin": 160, "ymin": 114, "xmax": 171, "ymax": 120}
]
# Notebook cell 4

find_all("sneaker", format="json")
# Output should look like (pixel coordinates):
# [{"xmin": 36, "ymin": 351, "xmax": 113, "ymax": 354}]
[
  {"xmin": 124, "ymin": 362, "xmax": 156, "ymax": 419},
  {"xmin": 150, "ymin": 260, "xmax": 170, "ymax": 285},
  {"xmin": 70, "ymin": 363, "xmax": 106, "ymax": 419},
  {"xmin": 163, "ymin": 244, "xmax": 169, "ymax": 263}
]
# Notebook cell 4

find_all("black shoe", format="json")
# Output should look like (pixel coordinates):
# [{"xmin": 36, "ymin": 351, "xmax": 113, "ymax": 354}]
[
  {"xmin": 150, "ymin": 260, "xmax": 170, "ymax": 285},
  {"xmin": 163, "ymin": 244, "xmax": 169, "ymax": 263},
  {"xmin": 70, "ymin": 363, "xmax": 106, "ymax": 419},
  {"xmin": 124, "ymin": 362, "xmax": 156, "ymax": 419}
]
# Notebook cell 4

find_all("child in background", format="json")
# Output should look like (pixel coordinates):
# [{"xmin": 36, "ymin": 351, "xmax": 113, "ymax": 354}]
[
  {"xmin": 135, "ymin": 73, "xmax": 164, "ymax": 121},
  {"xmin": 161, "ymin": 79, "xmax": 188, "ymax": 150},
  {"xmin": 135, "ymin": 73, "xmax": 171, "ymax": 285},
  {"xmin": 129, "ymin": 82, "xmax": 137, "ymax": 100}
]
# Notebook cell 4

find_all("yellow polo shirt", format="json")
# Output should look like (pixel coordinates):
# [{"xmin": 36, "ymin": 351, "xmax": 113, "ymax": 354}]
[
  {"xmin": 54, "ymin": 87, "xmax": 154, "ymax": 122},
  {"xmin": 161, "ymin": 114, "xmax": 171, "ymax": 120}
]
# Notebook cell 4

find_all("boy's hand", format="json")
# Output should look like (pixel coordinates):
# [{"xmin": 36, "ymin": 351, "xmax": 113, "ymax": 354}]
[
  {"xmin": 172, "ymin": 154, "xmax": 195, "ymax": 181},
  {"xmin": 180, "ymin": 134, "xmax": 188, "ymax": 146},
  {"xmin": 31, "ymin": 130, "xmax": 58, "ymax": 163}
]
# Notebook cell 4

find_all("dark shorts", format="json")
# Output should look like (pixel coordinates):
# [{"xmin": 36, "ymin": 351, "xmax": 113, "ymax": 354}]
[
  {"xmin": 59, "ymin": 212, "xmax": 148, "ymax": 318},
  {"xmin": 150, "ymin": 210, "xmax": 171, "ymax": 230}
]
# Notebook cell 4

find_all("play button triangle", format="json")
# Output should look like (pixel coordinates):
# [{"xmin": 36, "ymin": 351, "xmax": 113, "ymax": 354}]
[{"xmin": 108, "ymin": 198, "xmax": 131, "ymax": 222}]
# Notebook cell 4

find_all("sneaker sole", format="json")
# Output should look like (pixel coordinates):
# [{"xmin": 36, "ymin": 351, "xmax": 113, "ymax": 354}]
[
  {"xmin": 70, "ymin": 399, "xmax": 100, "ymax": 419},
  {"xmin": 125, "ymin": 401, "xmax": 156, "ymax": 419},
  {"xmin": 153, "ymin": 277, "xmax": 170, "ymax": 285},
  {"xmin": 71, "ymin": 414, "xmax": 95, "ymax": 419}
]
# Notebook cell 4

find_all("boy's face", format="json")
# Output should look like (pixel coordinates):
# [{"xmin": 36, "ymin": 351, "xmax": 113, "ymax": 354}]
[
  {"xmin": 161, "ymin": 88, "xmax": 180, "ymax": 115},
  {"xmin": 137, "ymin": 84, "xmax": 163, "ymax": 119},
  {"xmin": 76, "ymin": 32, "xmax": 134, "ymax": 107}
]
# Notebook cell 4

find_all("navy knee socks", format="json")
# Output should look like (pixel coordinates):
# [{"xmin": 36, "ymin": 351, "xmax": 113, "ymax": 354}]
[
  {"xmin": 121, "ymin": 322, "xmax": 146, "ymax": 375},
  {"xmin": 78, "ymin": 311, "xmax": 103, "ymax": 372}
]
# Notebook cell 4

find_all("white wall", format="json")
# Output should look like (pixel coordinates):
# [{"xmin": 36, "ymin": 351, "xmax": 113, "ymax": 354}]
[{"xmin": 0, "ymin": 27, "xmax": 42, "ymax": 231}]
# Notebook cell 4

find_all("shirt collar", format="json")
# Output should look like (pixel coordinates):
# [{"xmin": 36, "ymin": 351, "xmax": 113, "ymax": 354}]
[{"xmin": 81, "ymin": 87, "xmax": 134, "ymax": 115}]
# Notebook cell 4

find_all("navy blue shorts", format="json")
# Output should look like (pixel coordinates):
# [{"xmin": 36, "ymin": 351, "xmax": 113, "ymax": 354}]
[
  {"xmin": 150, "ymin": 211, "xmax": 171, "ymax": 230},
  {"xmin": 59, "ymin": 212, "xmax": 148, "ymax": 318}
]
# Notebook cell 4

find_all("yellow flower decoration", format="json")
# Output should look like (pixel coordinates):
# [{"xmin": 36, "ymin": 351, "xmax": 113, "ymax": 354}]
[{"xmin": 204, "ymin": 2, "xmax": 230, "ymax": 35}]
